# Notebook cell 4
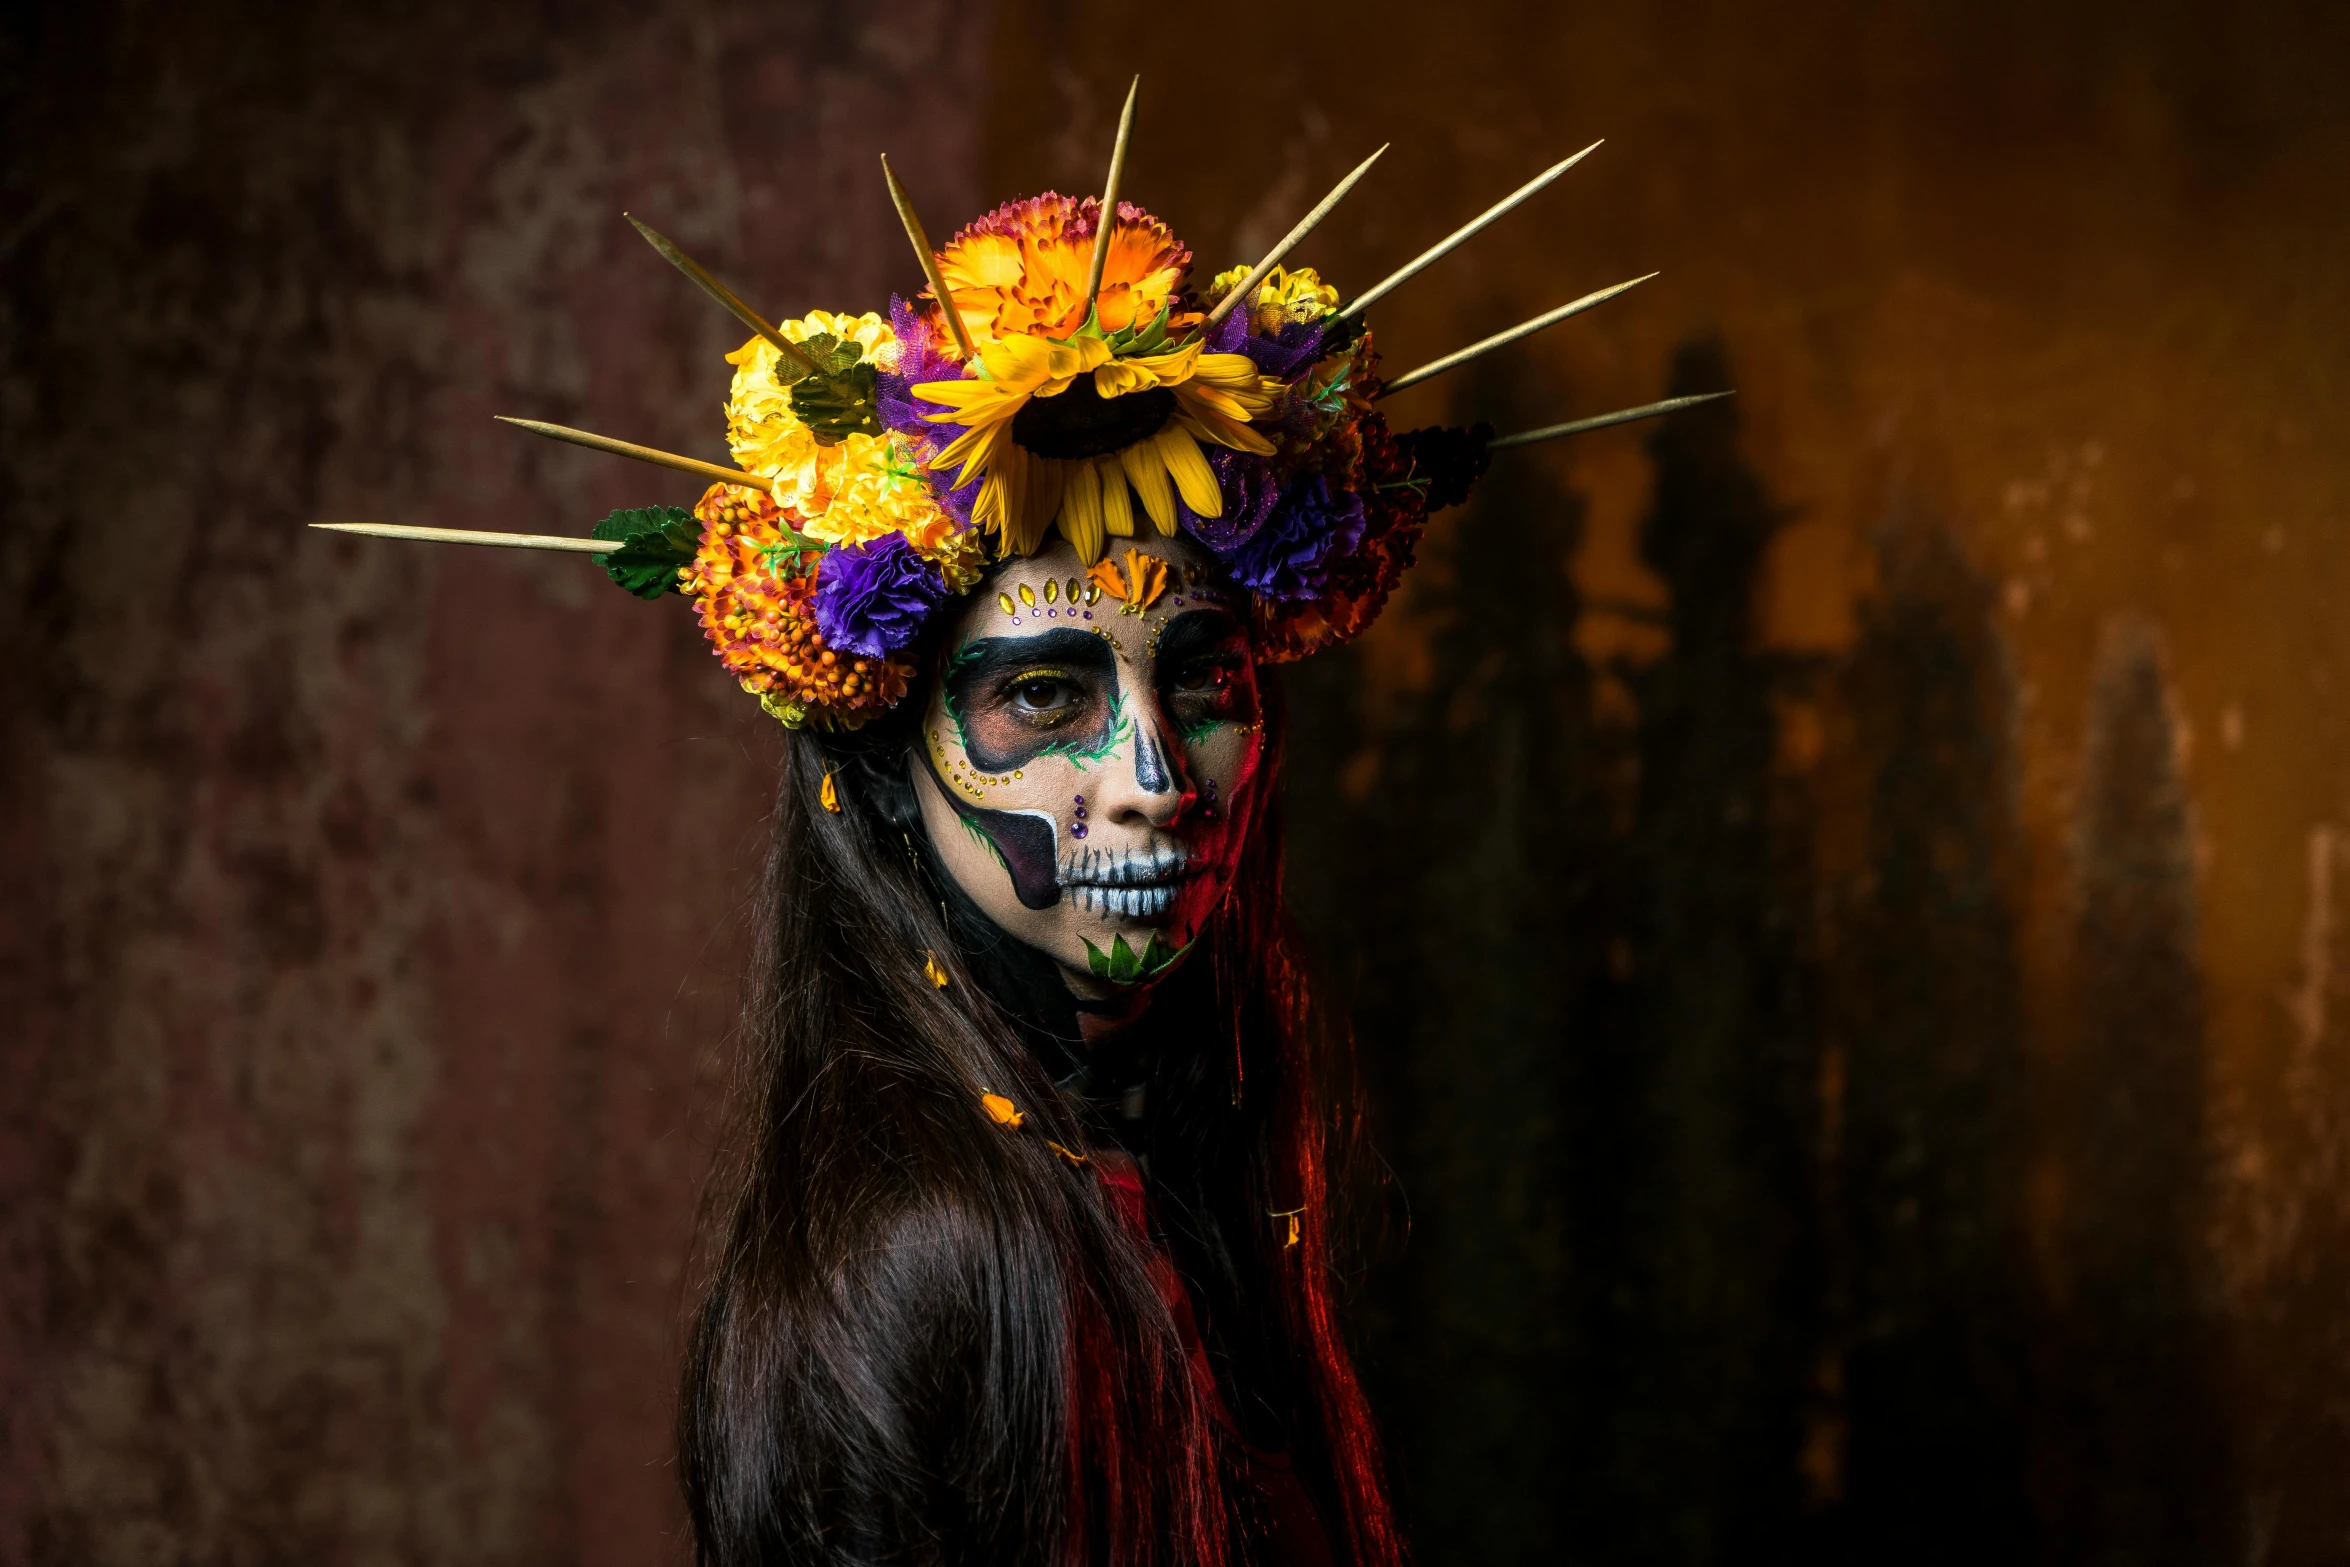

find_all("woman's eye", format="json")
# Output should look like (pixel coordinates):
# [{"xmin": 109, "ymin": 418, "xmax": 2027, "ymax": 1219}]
[
  {"xmin": 1008, "ymin": 676, "xmax": 1075, "ymax": 713},
  {"xmin": 1172, "ymin": 662, "xmax": 1229, "ymax": 694}
]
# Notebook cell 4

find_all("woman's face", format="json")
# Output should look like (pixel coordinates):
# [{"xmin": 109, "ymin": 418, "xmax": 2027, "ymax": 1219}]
[{"xmin": 911, "ymin": 534, "xmax": 1267, "ymax": 995}]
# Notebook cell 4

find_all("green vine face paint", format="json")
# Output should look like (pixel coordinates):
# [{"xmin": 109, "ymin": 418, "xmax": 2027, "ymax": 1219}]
[{"xmin": 910, "ymin": 533, "xmax": 1265, "ymax": 996}]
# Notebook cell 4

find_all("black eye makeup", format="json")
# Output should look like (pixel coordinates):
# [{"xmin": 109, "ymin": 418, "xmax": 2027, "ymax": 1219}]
[
  {"xmin": 1153, "ymin": 610, "xmax": 1257, "ymax": 737},
  {"xmin": 944, "ymin": 629, "xmax": 1120, "ymax": 773}
]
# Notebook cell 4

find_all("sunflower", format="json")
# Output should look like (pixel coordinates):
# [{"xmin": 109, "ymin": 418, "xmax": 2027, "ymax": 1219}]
[
  {"xmin": 912, "ymin": 332, "xmax": 1281, "ymax": 562},
  {"xmin": 937, "ymin": 193, "xmax": 1200, "ymax": 344}
]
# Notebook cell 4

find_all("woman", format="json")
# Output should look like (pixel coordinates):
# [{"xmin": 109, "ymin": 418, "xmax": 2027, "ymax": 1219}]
[
  {"xmin": 678, "ymin": 528, "xmax": 1391, "ymax": 1566},
  {"xmin": 323, "ymin": 101, "xmax": 1686, "ymax": 1560}
]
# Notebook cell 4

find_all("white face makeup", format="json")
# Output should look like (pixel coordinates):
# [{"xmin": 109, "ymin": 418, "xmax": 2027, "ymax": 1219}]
[{"xmin": 911, "ymin": 534, "xmax": 1267, "ymax": 995}]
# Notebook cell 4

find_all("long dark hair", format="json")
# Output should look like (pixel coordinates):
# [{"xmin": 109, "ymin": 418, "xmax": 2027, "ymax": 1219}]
[{"xmin": 677, "ymin": 673, "xmax": 1400, "ymax": 1566}]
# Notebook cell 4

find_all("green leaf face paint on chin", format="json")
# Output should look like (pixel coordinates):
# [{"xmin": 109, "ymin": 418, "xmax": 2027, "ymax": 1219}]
[{"xmin": 1081, "ymin": 931, "xmax": 1190, "ymax": 986}]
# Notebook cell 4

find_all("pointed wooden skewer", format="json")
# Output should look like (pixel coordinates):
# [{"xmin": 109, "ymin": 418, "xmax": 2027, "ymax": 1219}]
[
  {"xmin": 494, "ymin": 415, "xmax": 774, "ymax": 494},
  {"xmin": 310, "ymin": 522, "xmax": 620, "ymax": 554},
  {"xmin": 881, "ymin": 153, "xmax": 978, "ymax": 362},
  {"xmin": 625, "ymin": 213, "xmax": 821, "ymax": 376},
  {"xmin": 1337, "ymin": 141, "xmax": 1602, "ymax": 322},
  {"xmin": 1081, "ymin": 76, "xmax": 1142, "ymax": 325},
  {"xmin": 1199, "ymin": 144, "xmax": 1390, "ymax": 333},
  {"xmin": 1487, "ymin": 391, "xmax": 1735, "ymax": 449},
  {"xmin": 1375, "ymin": 272, "xmax": 1658, "ymax": 397}
]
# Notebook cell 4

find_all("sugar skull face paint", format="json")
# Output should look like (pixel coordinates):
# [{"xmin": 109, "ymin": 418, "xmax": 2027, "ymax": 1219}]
[{"xmin": 912, "ymin": 534, "xmax": 1266, "ymax": 993}]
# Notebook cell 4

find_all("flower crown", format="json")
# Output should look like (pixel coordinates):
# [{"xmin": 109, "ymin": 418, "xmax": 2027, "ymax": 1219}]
[{"xmin": 318, "ymin": 85, "xmax": 1724, "ymax": 730}]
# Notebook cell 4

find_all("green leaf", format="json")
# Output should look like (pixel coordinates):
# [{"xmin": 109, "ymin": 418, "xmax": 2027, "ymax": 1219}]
[
  {"xmin": 774, "ymin": 332, "xmax": 882, "ymax": 443},
  {"xmin": 1107, "ymin": 934, "xmax": 1143, "ymax": 982},
  {"xmin": 1080, "ymin": 930, "xmax": 1194, "ymax": 987},
  {"xmin": 591, "ymin": 505, "xmax": 700, "ymax": 599},
  {"xmin": 1104, "ymin": 304, "xmax": 1174, "ymax": 358}
]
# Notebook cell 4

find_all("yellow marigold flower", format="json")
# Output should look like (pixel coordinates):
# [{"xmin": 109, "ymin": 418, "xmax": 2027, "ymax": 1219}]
[
  {"xmin": 916, "ymin": 523, "xmax": 992, "ymax": 594},
  {"xmin": 790, "ymin": 432, "xmax": 952, "ymax": 547},
  {"xmin": 1206, "ymin": 263, "xmax": 1341, "ymax": 335},
  {"xmin": 723, "ymin": 309, "xmax": 901, "ymax": 483},
  {"xmin": 721, "ymin": 309, "xmax": 960, "ymax": 555}
]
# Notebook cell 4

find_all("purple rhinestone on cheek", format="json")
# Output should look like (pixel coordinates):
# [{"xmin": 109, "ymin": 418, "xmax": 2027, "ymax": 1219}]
[{"xmin": 1071, "ymin": 823, "xmax": 1088, "ymax": 839}]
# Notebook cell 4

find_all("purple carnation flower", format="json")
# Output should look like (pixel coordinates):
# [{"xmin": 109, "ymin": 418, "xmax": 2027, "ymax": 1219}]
[
  {"xmin": 813, "ymin": 531, "xmax": 951, "ymax": 657},
  {"xmin": 1176, "ymin": 448, "xmax": 1279, "ymax": 552},
  {"xmin": 1222, "ymin": 472, "xmax": 1369, "ymax": 603}
]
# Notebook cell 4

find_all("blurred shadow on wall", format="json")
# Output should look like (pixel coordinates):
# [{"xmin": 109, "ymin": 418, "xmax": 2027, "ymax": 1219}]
[
  {"xmin": 2044, "ymin": 618, "xmax": 2231, "ymax": 1565},
  {"xmin": 1288, "ymin": 339, "xmax": 2235, "ymax": 1565}
]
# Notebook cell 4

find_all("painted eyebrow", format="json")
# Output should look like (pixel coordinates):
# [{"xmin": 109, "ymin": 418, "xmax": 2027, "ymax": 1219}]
[
  {"xmin": 1151, "ymin": 608, "xmax": 1249, "ymax": 669},
  {"xmin": 945, "ymin": 628, "xmax": 1116, "ymax": 696}
]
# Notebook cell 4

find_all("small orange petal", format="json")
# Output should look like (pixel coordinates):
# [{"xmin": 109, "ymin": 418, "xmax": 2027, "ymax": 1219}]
[
  {"xmin": 1088, "ymin": 557, "xmax": 1129, "ymax": 602},
  {"xmin": 1122, "ymin": 548, "xmax": 1169, "ymax": 612},
  {"xmin": 980, "ymin": 1091, "xmax": 1023, "ymax": 1128},
  {"xmin": 820, "ymin": 770, "xmax": 841, "ymax": 813}
]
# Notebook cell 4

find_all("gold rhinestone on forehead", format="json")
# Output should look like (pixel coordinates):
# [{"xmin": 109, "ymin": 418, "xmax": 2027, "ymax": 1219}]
[
  {"xmin": 1043, "ymin": 577, "xmax": 1059, "ymax": 603},
  {"xmin": 997, "ymin": 592, "xmax": 1017, "ymax": 618},
  {"xmin": 1018, "ymin": 583, "xmax": 1036, "ymax": 608}
]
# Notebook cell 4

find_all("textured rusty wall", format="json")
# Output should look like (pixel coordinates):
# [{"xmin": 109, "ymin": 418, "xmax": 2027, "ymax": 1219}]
[
  {"xmin": 5, "ymin": 0, "xmax": 2349, "ymax": 1563},
  {"xmin": 0, "ymin": 3, "xmax": 989, "ymax": 1560},
  {"xmin": 982, "ymin": 1, "xmax": 2350, "ymax": 1562}
]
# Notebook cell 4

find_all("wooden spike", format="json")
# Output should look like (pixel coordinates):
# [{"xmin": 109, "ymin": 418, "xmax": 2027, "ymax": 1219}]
[
  {"xmin": 1486, "ymin": 391, "xmax": 1735, "ymax": 450},
  {"xmin": 310, "ymin": 522, "xmax": 620, "ymax": 554},
  {"xmin": 1374, "ymin": 272, "xmax": 1657, "ymax": 397},
  {"xmin": 1337, "ymin": 141, "xmax": 1602, "ymax": 322},
  {"xmin": 494, "ymin": 415, "xmax": 772, "ymax": 494},
  {"xmin": 1082, "ymin": 76, "xmax": 1142, "ymax": 322},
  {"xmin": 881, "ymin": 153, "xmax": 978, "ymax": 362},
  {"xmin": 1200, "ymin": 144, "xmax": 1389, "ymax": 332},
  {"xmin": 624, "ymin": 213, "xmax": 821, "ymax": 375}
]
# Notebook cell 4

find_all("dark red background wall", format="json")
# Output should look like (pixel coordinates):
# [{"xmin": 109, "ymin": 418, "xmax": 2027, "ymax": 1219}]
[{"xmin": 5, "ymin": 1, "xmax": 2347, "ymax": 1562}]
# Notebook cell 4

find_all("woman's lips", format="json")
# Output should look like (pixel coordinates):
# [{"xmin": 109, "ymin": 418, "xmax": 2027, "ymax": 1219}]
[{"xmin": 1059, "ymin": 845, "xmax": 1196, "ymax": 919}]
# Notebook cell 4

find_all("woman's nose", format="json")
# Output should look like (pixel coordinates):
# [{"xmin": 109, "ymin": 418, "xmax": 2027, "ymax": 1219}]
[{"xmin": 1094, "ymin": 700, "xmax": 1192, "ymax": 827}]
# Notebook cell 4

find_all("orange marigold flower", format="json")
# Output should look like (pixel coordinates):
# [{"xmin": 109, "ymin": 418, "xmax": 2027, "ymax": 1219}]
[
  {"xmin": 937, "ymin": 194, "xmax": 1200, "ymax": 343},
  {"xmin": 680, "ymin": 484, "xmax": 912, "ymax": 729}
]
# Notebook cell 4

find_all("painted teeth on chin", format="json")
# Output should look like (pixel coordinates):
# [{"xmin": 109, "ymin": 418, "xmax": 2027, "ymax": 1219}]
[
  {"xmin": 1055, "ymin": 844, "xmax": 1191, "ymax": 888},
  {"xmin": 1069, "ymin": 883, "xmax": 1177, "ymax": 919}
]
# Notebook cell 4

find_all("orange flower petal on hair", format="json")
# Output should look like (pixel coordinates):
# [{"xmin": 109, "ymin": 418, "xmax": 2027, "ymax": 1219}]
[{"xmin": 980, "ymin": 1091, "xmax": 1023, "ymax": 1128}]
